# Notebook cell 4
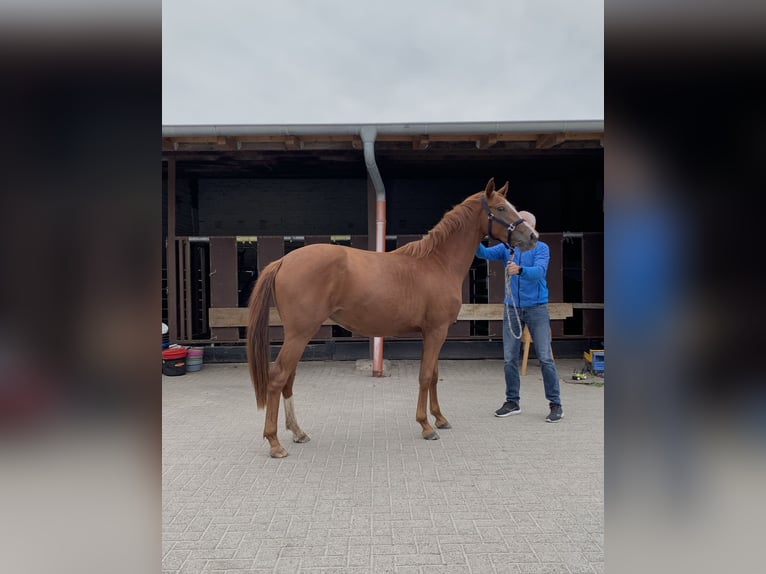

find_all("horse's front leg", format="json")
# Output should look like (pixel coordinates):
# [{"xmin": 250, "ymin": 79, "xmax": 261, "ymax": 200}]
[
  {"xmin": 429, "ymin": 365, "xmax": 451, "ymax": 429},
  {"xmin": 417, "ymin": 327, "xmax": 448, "ymax": 440}
]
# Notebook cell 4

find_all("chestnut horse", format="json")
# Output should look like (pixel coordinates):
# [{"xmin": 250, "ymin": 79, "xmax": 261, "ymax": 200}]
[{"xmin": 247, "ymin": 178, "xmax": 538, "ymax": 457}]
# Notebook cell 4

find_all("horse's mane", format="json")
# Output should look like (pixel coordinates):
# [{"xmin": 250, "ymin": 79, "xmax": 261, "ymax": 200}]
[{"xmin": 393, "ymin": 194, "xmax": 479, "ymax": 258}]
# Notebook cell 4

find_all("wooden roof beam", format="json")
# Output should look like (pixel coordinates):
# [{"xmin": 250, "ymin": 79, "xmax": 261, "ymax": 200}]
[
  {"xmin": 535, "ymin": 132, "xmax": 567, "ymax": 149},
  {"xmin": 283, "ymin": 136, "xmax": 301, "ymax": 150},
  {"xmin": 166, "ymin": 135, "xmax": 232, "ymax": 151},
  {"xmin": 164, "ymin": 130, "xmax": 603, "ymax": 152},
  {"xmin": 413, "ymin": 136, "xmax": 430, "ymax": 150},
  {"xmin": 476, "ymin": 134, "xmax": 498, "ymax": 149}
]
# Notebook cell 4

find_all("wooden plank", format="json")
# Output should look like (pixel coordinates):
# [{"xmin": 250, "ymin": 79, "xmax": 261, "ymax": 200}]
[
  {"xmin": 486, "ymin": 254, "xmax": 505, "ymax": 337},
  {"xmin": 183, "ymin": 237, "xmax": 192, "ymax": 340},
  {"xmin": 166, "ymin": 158, "xmax": 177, "ymax": 342},
  {"xmin": 209, "ymin": 237, "xmax": 239, "ymax": 341},
  {"xmin": 199, "ymin": 245, "xmax": 209, "ymax": 334},
  {"xmin": 583, "ymin": 232, "xmax": 604, "ymax": 339},
  {"xmin": 582, "ymin": 233, "xmax": 604, "ymax": 303},
  {"xmin": 540, "ymin": 233, "xmax": 564, "ymax": 303},
  {"xmin": 540, "ymin": 232, "xmax": 564, "ymax": 337},
  {"xmin": 210, "ymin": 307, "xmax": 337, "ymax": 328},
  {"xmin": 457, "ymin": 303, "xmax": 573, "ymax": 321},
  {"xmin": 209, "ymin": 303, "xmax": 574, "ymax": 328}
]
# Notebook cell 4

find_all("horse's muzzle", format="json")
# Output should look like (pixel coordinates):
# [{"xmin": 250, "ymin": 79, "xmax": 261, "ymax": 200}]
[{"xmin": 517, "ymin": 233, "xmax": 538, "ymax": 252}]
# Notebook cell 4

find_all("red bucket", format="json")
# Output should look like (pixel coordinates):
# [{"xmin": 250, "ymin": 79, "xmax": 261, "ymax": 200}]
[{"xmin": 162, "ymin": 347, "xmax": 188, "ymax": 376}]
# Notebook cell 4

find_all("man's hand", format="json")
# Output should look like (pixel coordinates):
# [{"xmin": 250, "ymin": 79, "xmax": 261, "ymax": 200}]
[{"xmin": 507, "ymin": 261, "xmax": 521, "ymax": 275}]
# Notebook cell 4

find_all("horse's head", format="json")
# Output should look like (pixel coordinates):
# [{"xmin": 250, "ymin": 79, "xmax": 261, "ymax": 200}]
[{"xmin": 480, "ymin": 178, "xmax": 538, "ymax": 251}]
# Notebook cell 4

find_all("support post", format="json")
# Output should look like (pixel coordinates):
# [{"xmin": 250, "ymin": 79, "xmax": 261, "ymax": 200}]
[
  {"xmin": 361, "ymin": 126, "xmax": 387, "ymax": 378},
  {"xmin": 166, "ymin": 158, "xmax": 177, "ymax": 342},
  {"xmin": 372, "ymin": 199, "xmax": 386, "ymax": 377}
]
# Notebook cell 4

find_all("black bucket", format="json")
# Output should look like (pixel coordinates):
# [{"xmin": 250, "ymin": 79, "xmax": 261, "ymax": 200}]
[{"xmin": 162, "ymin": 348, "xmax": 187, "ymax": 376}]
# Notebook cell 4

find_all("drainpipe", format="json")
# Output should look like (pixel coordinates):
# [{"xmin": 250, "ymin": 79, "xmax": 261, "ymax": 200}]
[{"xmin": 361, "ymin": 126, "xmax": 386, "ymax": 377}]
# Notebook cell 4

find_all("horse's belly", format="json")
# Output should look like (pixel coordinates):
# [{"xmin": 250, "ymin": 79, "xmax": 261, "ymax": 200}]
[{"xmin": 330, "ymin": 309, "xmax": 420, "ymax": 338}]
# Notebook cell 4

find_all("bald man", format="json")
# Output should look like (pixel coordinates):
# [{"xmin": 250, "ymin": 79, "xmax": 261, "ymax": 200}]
[{"xmin": 475, "ymin": 210, "xmax": 563, "ymax": 422}]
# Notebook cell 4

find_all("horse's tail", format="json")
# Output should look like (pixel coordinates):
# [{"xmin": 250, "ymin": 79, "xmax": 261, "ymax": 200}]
[{"xmin": 247, "ymin": 259, "xmax": 283, "ymax": 410}]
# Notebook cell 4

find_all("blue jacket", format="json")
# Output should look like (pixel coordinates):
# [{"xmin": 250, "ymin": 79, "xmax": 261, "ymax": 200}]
[{"xmin": 475, "ymin": 241, "xmax": 550, "ymax": 307}]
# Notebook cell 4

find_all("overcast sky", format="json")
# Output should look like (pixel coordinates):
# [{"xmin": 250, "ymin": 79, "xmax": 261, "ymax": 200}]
[{"xmin": 162, "ymin": 0, "xmax": 603, "ymax": 125}]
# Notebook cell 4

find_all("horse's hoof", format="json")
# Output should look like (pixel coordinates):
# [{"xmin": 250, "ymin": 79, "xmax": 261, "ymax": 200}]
[
  {"xmin": 436, "ymin": 421, "xmax": 452, "ymax": 429},
  {"xmin": 423, "ymin": 430, "xmax": 440, "ymax": 440},
  {"xmin": 293, "ymin": 434, "xmax": 311, "ymax": 443},
  {"xmin": 270, "ymin": 446, "xmax": 288, "ymax": 458}
]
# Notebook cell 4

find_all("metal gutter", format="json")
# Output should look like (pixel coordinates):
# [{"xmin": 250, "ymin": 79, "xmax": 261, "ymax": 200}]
[
  {"xmin": 162, "ymin": 120, "xmax": 603, "ymax": 138},
  {"xmin": 360, "ymin": 126, "xmax": 386, "ymax": 377}
]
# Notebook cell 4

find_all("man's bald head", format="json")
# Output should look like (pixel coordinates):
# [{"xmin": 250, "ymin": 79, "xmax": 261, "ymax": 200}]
[{"xmin": 518, "ymin": 210, "xmax": 537, "ymax": 230}]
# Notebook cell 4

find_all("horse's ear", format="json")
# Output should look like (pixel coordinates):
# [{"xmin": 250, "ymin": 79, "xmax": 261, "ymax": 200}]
[
  {"xmin": 497, "ymin": 181, "xmax": 509, "ymax": 197},
  {"xmin": 484, "ymin": 177, "xmax": 496, "ymax": 196}
]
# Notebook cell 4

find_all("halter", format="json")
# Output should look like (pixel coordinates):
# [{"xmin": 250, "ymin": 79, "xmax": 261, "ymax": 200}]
[{"xmin": 480, "ymin": 195, "xmax": 525, "ymax": 248}]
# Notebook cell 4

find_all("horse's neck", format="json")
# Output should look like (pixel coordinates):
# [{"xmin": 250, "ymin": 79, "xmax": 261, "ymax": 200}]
[{"xmin": 429, "ymin": 227, "xmax": 484, "ymax": 279}]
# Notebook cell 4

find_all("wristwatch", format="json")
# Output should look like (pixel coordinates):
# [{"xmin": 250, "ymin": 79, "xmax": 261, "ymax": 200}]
[{"xmin": 518, "ymin": 267, "xmax": 523, "ymax": 275}]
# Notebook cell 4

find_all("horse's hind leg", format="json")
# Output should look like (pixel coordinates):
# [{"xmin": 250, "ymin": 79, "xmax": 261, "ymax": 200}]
[
  {"xmin": 429, "ymin": 365, "xmax": 451, "ymax": 430},
  {"xmin": 264, "ymin": 362, "xmax": 289, "ymax": 458},
  {"xmin": 282, "ymin": 369, "xmax": 310, "ymax": 444},
  {"xmin": 264, "ymin": 337, "xmax": 309, "ymax": 458}
]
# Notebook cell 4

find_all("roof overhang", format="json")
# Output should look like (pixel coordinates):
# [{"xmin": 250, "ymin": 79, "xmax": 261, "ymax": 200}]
[{"xmin": 162, "ymin": 120, "xmax": 603, "ymax": 153}]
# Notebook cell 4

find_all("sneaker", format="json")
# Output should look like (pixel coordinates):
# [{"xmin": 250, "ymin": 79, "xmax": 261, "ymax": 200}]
[
  {"xmin": 495, "ymin": 401, "xmax": 521, "ymax": 417},
  {"xmin": 546, "ymin": 403, "xmax": 563, "ymax": 423}
]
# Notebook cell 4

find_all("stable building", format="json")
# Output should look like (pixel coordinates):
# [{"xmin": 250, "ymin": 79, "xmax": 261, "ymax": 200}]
[{"xmin": 162, "ymin": 120, "xmax": 603, "ymax": 362}]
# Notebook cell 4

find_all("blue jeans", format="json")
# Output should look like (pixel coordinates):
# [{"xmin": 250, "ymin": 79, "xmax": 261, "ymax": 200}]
[{"xmin": 502, "ymin": 303, "xmax": 561, "ymax": 406}]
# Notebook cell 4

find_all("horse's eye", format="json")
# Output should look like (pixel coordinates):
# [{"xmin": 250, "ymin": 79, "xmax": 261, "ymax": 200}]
[{"xmin": 497, "ymin": 206, "xmax": 505, "ymax": 211}]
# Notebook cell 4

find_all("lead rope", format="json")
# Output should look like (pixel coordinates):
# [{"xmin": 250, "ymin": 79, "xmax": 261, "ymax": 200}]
[{"xmin": 504, "ymin": 252, "xmax": 523, "ymax": 340}]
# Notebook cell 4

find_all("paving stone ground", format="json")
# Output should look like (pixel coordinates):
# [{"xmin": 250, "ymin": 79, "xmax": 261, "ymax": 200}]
[{"xmin": 163, "ymin": 358, "xmax": 603, "ymax": 574}]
